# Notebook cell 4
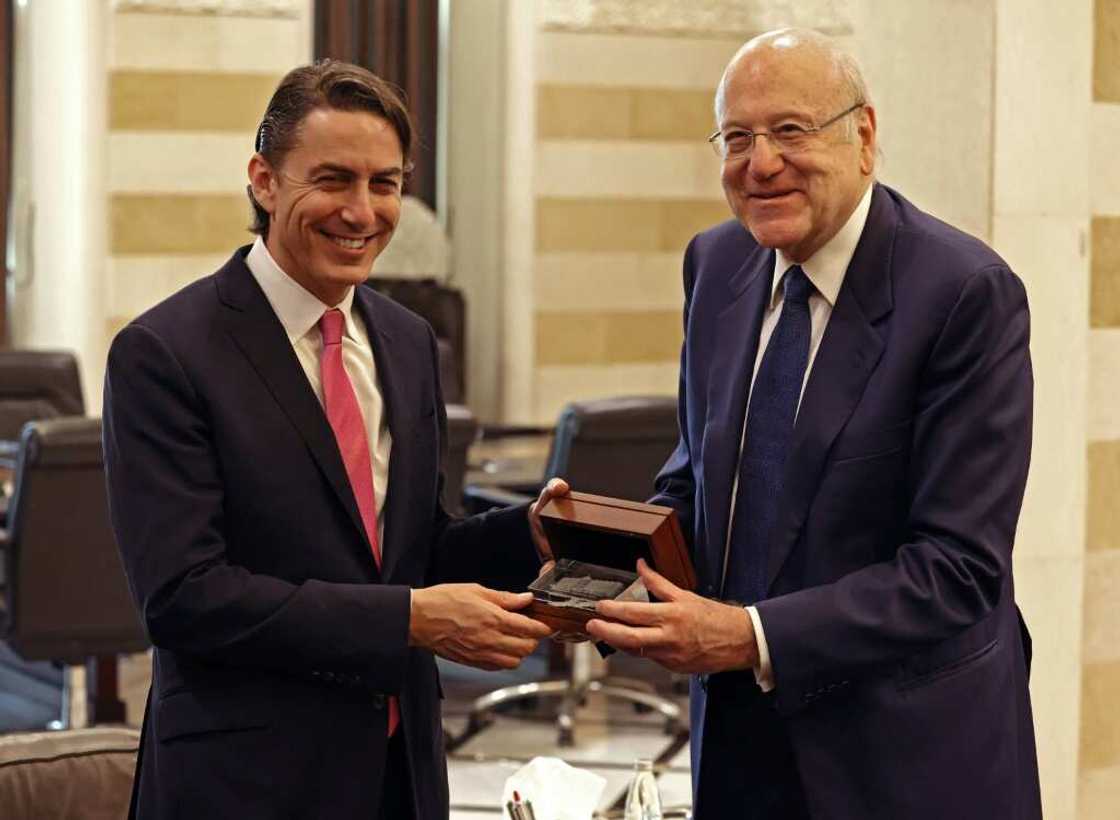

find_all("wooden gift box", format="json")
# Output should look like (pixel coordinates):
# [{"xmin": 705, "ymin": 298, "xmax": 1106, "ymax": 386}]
[{"xmin": 528, "ymin": 491, "xmax": 696, "ymax": 634}]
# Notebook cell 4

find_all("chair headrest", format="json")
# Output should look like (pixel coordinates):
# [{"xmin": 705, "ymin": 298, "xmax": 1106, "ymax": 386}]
[
  {"xmin": 19, "ymin": 417, "xmax": 102, "ymax": 468},
  {"xmin": 557, "ymin": 396, "xmax": 678, "ymax": 442}
]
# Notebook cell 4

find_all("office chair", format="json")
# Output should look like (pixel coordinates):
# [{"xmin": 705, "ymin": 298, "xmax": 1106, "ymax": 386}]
[
  {"xmin": 366, "ymin": 278, "xmax": 467, "ymax": 404},
  {"xmin": 462, "ymin": 396, "xmax": 682, "ymax": 745},
  {"xmin": 0, "ymin": 350, "xmax": 84, "ymax": 442},
  {"xmin": 443, "ymin": 404, "xmax": 479, "ymax": 515},
  {"xmin": 0, "ymin": 418, "xmax": 149, "ymax": 729},
  {"xmin": 0, "ymin": 727, "xmax": 140, "ymax": 817},
  {"xmin": 0, "ymin": 350, "xmax": 85, "ymax": 522}
]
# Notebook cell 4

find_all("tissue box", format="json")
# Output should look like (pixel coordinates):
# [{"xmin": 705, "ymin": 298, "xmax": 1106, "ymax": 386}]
[{"xmin": 528, "ymin": 491, "xmax": 696, "ymax": 634}]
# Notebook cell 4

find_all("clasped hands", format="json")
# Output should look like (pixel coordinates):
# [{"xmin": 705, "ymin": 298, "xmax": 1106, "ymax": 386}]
[
  {"xmin": 406, "ymin": 476, "xmax": 758, "ymax": 676},
  {"xmin": 405, "ymin": 479, "xmax": 568, "ymax": 671}
]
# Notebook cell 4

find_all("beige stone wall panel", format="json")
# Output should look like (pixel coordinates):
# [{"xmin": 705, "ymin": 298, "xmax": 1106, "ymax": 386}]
[
  {"xmin": 535, "ymin": 309, "xmax": 681, "ymax": 366},
  {"xmin": 1091, "ymin": 216, "xmax": 1120, "ymax": 327},
  {"xmin": 538, "ymin": 86, "xmax": 716, "ymax": 141},
  {"xmin": 109, "ymin": 132, "xmax": 252, "ymax": 193},
  {"xmin": 1089, "ymin": 330, "xmax": 1120, "ymax": 441},
  {"xmin": 1083, "ymin": 550, "xmax": 1120, "ymax": 663},
  {"xmin": 113, "ymin": 0, "xmax": 300, "ymax": 18},
  {"xmin": 540, "ymin": 0, "xmax": 852, "ymax": 38},
  {"xmin": 111, "ymin": 193, "xmax": 252, "ymax": 255},
  {"xmin": 536, "ymin": 142, "xmax": 722, "ymax": 200},
  {"xmin": 535, "ymin": 362, "xmax": 680, "ymax": 423},
  {"xmin": 535, "ymin": 252, "xmax": 684, "ymax": 311},
  {"xmin": 1091, "ymin": 103, "xmax": 1120, "ymax": 216},
  {"xmin": 111, "ymin": 11, "xmax": 305, "ymax": 72},
  {"xmin": 1080, "ymin": 659, "xmax": 1120, "ymax": 769},
  {"xmin": 536, "ymin": 198, "xmax": 729, "ymax": 253},
  {"xmin": 1095, "ymin": 0, "xmax": 1120, "ymax": 102},
  {"xmin": 1088, "ymin": 440, "xmax": 1120, "ymax": 551},
  {"xmin": 107, "ymin": 253, "xmax": 230, "ymax": 317},
  {"xmin": 538, "ymin": 31, "xmax": 742, "ymax": 90},
  {"xmin": 110, "ymin": 70, "xmax": 279, "ymax": 131},
  {"xmin": 1079, "ymin": 764, "xmax": 1120, "ymax": 819}
]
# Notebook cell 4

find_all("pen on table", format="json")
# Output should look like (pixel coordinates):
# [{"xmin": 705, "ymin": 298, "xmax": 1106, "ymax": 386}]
[{"xmin": 506, "ymin": 790, "xmax": 537, "ymax": 820}]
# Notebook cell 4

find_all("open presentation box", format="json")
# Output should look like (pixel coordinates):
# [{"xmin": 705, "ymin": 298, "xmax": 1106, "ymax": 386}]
[{"xmin": 528, "ymin": 491, "xmax": 696, "ymax": 635}]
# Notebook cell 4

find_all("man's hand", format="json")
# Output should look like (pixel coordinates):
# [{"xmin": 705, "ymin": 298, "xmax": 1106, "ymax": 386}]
[
  {"xmin": 529, "ymin": 477, "xmax": 570, "ymax": 579},
  {"xmin": 586, "ymin": 559, "xmax": 758, "ymax": 674},
  {"xmin": 409, "ymin": 584, "xmax": 552, "ymax": 670}
]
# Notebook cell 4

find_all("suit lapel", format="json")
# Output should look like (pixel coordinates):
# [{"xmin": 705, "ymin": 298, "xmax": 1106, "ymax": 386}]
[
  {"xmin": 702, "ymin": 245, "xmax": 773, "ymax": 591},
  {"xmin": 766, "ymin": 184, "xmax": 896, "ymax": 589},
  {"xmin": 215, "ymin": 253, "xmax": 379, "ymax": 575},
  {"xmin": 352, "ymin": 287, "xmax": 407, "ymax": 580}
]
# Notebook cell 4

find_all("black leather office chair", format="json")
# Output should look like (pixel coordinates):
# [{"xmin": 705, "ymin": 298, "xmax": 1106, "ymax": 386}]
[
  {"xmin": 0, "ymin": 351, "xmax": 85, "ymax": 523},
  {"xmin": 443, "ymin": 404, "xmax": 479, "ymax": 515},
  {"xmin": 0, "ymin": 418, "xmax": 148, "ymax": 728},
  {"xmin": 367, "ymin": 278, "xmax": 467, "ymax": 404},
  {"xmin": 462, "ymin": 396, "xmax": 682, "ymax": 745},
  {"xmin": 0, "ymin": 351, "xmax": 84, "ymax": 442}
]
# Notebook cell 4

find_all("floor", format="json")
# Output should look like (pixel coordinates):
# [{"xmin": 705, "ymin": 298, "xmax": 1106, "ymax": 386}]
[{"xmin": 0, "ymin": 644, "xmax": 694, "ymax": 819}]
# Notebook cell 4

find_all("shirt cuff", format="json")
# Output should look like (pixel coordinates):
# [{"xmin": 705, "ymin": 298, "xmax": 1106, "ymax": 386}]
[{"xmin": 746, "ymin": 605, "xmax": 775, "ymax": 692}]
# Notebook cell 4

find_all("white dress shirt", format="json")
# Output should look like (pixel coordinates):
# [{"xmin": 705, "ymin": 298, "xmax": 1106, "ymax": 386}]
[
  {"xmin": 738, "ymin": 183, "xmax": 874, "ymax": 690},
  {"xmin": 245, "ymin": 237, "xmax": 392, "ymax": 547}
]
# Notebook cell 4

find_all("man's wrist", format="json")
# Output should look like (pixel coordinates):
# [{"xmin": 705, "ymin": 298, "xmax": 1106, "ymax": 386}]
[{"xmin": 746, "ymin": 605, "xmax": 775, "ymax": 691}]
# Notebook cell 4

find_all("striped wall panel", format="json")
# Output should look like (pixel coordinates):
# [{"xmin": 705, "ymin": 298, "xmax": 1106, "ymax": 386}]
[
  {"xmin": 106, "ymin": 9, "xmax": 308, "ymax": 337},
  {"xmin": 1081, "ymin": 2, "xmax": 1120, "ymax": 809},
  {"xmin": 528, "ymin": 30, "xmax": 738, "ymax": 420}
]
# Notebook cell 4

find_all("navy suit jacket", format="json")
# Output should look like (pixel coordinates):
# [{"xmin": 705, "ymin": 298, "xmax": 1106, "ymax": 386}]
[
  {"xmin": 652, "ymin": 185, "xmax": 1042, "ymax": 819},
  {"xmin": 103, "ymin": 248, "xmax": 540, "ymax": 820}
]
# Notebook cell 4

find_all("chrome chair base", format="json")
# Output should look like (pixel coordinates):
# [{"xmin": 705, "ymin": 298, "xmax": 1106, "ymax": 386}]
[
  {"xmin": 466, "ymin": 674, "xmax": 683, "ymax": 747},
  {"xmin": 61, "ymin": 664, "xmax": 88, "ymax": 730}
]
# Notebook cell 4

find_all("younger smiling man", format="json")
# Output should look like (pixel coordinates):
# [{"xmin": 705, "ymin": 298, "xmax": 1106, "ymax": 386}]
[{"xmin": 104, "ymin": 61, "xmax": 562, "ymax": 820}]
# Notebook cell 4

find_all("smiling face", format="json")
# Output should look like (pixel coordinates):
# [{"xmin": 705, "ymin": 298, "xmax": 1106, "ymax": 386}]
[
  {"xmin": 247, "ymin": 107, "xmax": 404, "ymax": 306},
  {"xmin": 716, "ymin": 37, "xmax": 876, "ymax": 262}
]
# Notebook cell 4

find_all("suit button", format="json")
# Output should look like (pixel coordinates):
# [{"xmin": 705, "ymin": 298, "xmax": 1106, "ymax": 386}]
[{"xmin": 372, "ymin": 694, "xmax": 386, "ymax": 709}]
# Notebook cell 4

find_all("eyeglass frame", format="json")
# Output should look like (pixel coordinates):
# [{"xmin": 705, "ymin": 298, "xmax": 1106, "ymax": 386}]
[{"xmin": 707, "ymin": 101, "xmax": 867, "ymax": 159}]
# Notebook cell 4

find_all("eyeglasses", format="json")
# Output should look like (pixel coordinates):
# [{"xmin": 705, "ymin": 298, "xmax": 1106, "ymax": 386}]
[{"xmin": 707, "ymin": 102, "xmax": 865, "ymax": 159}]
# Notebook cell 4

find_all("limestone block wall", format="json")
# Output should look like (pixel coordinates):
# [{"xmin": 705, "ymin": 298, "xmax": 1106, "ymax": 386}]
[
  {"xmin": 1080, "ymin": 2, "xmax": 1120, "ymax": 816},
  {"xmin": 105, "ymin": 1, "xmax": 311, "ymax": 348}
]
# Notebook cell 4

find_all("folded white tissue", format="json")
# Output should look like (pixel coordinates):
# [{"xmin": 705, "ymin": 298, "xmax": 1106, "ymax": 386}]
[{"xmin": 501, "ymin": 756, "xmax": 607, "ymax": 819}]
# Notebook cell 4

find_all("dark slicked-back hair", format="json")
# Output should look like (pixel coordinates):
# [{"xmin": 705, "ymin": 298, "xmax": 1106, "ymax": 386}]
[{"xmin": 248, "ymin": 59, "xmax": 413, "ymax": 238}]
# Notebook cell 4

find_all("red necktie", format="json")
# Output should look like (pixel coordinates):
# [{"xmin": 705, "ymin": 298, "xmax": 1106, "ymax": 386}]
[{"xmin": 319, "ymin": 308, "xmax": 399, "ymax": 736}]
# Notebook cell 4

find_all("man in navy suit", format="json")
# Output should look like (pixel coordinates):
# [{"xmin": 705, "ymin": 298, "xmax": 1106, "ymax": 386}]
[
  {"xmin": 588, "ymin": 29, "xmax": 1041, "ymax": 819},
  {"xmin": 104, "ymin": 61, "xmax": 562, "ymax": 819}
]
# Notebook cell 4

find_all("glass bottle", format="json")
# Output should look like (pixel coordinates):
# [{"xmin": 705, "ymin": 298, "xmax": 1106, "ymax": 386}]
[{"xmin": 623, "ymin": 758, "xmax": 663, "ymax": 820}]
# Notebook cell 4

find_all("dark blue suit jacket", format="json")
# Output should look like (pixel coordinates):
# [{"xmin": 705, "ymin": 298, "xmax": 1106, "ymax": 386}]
[
  {"xmin": 652, "ymin": 185, "xmax": 1041, "ymax": 819},
  {"xmin": 103, "ymin": 248, "xmax": 540, "ymax": 820}
]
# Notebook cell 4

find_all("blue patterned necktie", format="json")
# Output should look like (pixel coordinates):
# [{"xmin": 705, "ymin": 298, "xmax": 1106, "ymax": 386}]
[{"xmin": 724, "ymin": 265, "xmax": 813, "ymax": 604}]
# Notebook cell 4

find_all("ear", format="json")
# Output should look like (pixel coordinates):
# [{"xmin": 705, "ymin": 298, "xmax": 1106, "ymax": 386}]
[
  {"xmin": 857, "ymin": 104, "xmax": 877, "ymax": 176},
  {"xmin": 247, "ymin": 153, "xmax": 278, "ymax": 215}
]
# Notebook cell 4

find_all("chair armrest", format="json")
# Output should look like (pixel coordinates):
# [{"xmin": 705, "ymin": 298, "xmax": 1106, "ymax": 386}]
[{"xmin": 462, "ymin": 484, "xmax": 536, "ymax": 514}]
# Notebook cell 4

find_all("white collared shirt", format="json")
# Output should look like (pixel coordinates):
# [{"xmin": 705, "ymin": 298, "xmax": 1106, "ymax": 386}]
[
  {"xmin": 245, "ymin": 237, "xmax": 392, "ymax": 546},
  {"xmin": 738, "ymin": 183, "xmax": 874, "ymax": 690}
]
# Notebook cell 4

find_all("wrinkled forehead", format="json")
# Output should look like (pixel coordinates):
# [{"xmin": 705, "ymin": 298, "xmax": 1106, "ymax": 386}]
[{"xmin": 716, "ymin": 44, "xmax": 847, "ymax": 123}]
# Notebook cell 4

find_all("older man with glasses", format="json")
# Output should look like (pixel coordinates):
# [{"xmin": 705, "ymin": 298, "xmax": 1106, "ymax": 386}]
[{"xmin": 586, "ymin": 27, "xmax": 1042, "ymax": 820}]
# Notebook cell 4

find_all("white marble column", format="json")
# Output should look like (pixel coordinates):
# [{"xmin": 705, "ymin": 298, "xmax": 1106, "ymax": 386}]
[{"xmin": 14, "ymin": 0, "xmax": 109, "ymax": 413}]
